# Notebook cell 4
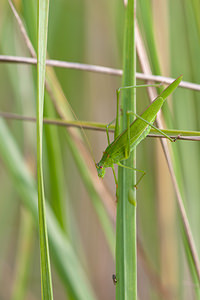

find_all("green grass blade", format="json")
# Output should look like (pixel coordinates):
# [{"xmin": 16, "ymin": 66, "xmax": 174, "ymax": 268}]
[
  {"xmin": 11, "ymin": 211, "xmax": 34, "ymax": 300},
  {"xmin": 169, "ymin": 1, "xmax": 200, "ymax": 294},
  {"xmin": 0, "ymin": 118, "xmax": 97, "ymax": 300},
  {"xmin": 43, "ymin": 93, "xmax": 66, "ymax": 230},
  {"xmin": 1, "ymin": 112, "xmax": 200, "ymax": 138},
  {"xmin": 138, "ymin": 2, "xmax": 200, "ymax": 295},
  {"xmin": 137, "ymin": 0, "xmax": 161, "ymax": 76},
  {"xmin": 37, "ymin": 0, "xmax": 54, "ymax": 298},
  {"xmin": 11, "ymin": 0, "xmax": 115, "ymax": 257},
  {"xmin": 116, "ymin": 0, "xmax": 137, "ymax": 299}
]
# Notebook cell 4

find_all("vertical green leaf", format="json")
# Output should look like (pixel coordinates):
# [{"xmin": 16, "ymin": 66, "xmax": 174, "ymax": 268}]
[
  {"xmin": 116, "ymin": 0, "xmax": 137, "ymax": 299},
  {"xmin": 37, "ymin": 0, "xmax": 53, "ymax": 299}
]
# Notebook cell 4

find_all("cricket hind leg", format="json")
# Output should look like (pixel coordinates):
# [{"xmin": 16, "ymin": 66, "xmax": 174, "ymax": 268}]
[
  {"xmin": 114, "ymin": 100, "xmax": 147, "ymax": 189},
  {"xmin": 116, "ymin": 84, "xmax": 178, "ymax": 142},
  {"xmin": 126, "ymin": 109, "xmax": 177, "ymax": 142},
  {"xmin": 116, "ymin": 84, "xmax": 166, "ymax": 157},
  {"xmin": 115, "ymin": 83, "xmax": 157, "ymax": 139},
  {"xmin": 113, "ymin": 84, "xmax": 162, "ymax": 194}
]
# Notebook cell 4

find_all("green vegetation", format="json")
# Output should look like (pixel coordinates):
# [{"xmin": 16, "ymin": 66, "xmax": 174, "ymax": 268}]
[{"xmin": 0, "ymin": 1, "xmax": 200, "ymax": 299}]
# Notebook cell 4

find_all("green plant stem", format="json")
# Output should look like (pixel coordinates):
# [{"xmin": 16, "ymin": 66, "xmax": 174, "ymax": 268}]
[
  {"xmin": 1, "ymin": 111, "xmax": 200, "ymax": 137},
  {"xmin": 116, "ymin": 0, "xmax": 137, "ymax": 299},
  {"xmin": 37, "ymin": 0, "xmax": 53, "ymax": 298}
]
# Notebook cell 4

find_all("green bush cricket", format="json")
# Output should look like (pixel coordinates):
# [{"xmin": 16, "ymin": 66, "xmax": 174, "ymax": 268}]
[{"xmin": 96, "ymin": 75, "xmax": 183, "ymax": 189}]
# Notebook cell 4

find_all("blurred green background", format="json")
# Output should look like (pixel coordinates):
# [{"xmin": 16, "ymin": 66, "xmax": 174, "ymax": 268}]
[{"xmin": 0, "ymin": 0, "xmax": 200, "ymax": 299}]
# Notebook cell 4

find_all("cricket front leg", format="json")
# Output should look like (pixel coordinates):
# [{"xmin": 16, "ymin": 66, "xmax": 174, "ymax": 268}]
[
  {"xmin": 106, "ymin": 119, "xmax": 116, "ymax": 145},
  {"xmin": 111, "ymin": 165, "xmax": 118, "ymax": 201},
  {"xmin": 117, "ymin": 162, "xmax": 146, "ymax": 189}
]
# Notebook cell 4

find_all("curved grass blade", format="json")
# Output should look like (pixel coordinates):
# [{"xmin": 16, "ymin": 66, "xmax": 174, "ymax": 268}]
[
  {"xmin": 0, "ymin": 117, "xmax": 97, "ymax": 300},
  {"xmin": 11, "ymin": 211, "xmax": 34, "ymax": 300},
  {"xmin": 136, "ymin": 10, "xmax": 200, "ymax": 295},
  {"xmin": 37, "ymin": 0, "xmax": 54, "ymax": 298},
  {"xmin": 9, "ymin": 0, "xmax": 116, "ymax": 257}
]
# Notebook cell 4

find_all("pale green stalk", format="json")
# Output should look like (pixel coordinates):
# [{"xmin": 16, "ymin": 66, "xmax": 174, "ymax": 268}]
[
  {"xmin": 138, "ymin": 1, "xmax": 200, "ymax": 296},
  {"xmin": 37, "ymin": 0, "xmax": 53, "ymax": 298},
  {"xmin": 116, "ymin": 0, "xmax": 137, "ymax": 299},
  {"xmin": 1, "ymin": 111, "xmax": 200, "ymax": 137}
]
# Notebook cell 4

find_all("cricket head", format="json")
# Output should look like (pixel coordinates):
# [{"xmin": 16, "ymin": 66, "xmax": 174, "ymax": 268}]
[{"xmin": 96, "ymin": 163, "xmax": 106, "ymax": 178}]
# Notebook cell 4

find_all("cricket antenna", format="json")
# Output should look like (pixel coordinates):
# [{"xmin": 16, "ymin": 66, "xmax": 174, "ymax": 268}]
[
  {"xmin": 65, "ymin": 98, "xmax": 97, "ymax": 166},
  {"xmin": 80, "ymin": 124, "xmax": 96, "ymax": 165}
]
